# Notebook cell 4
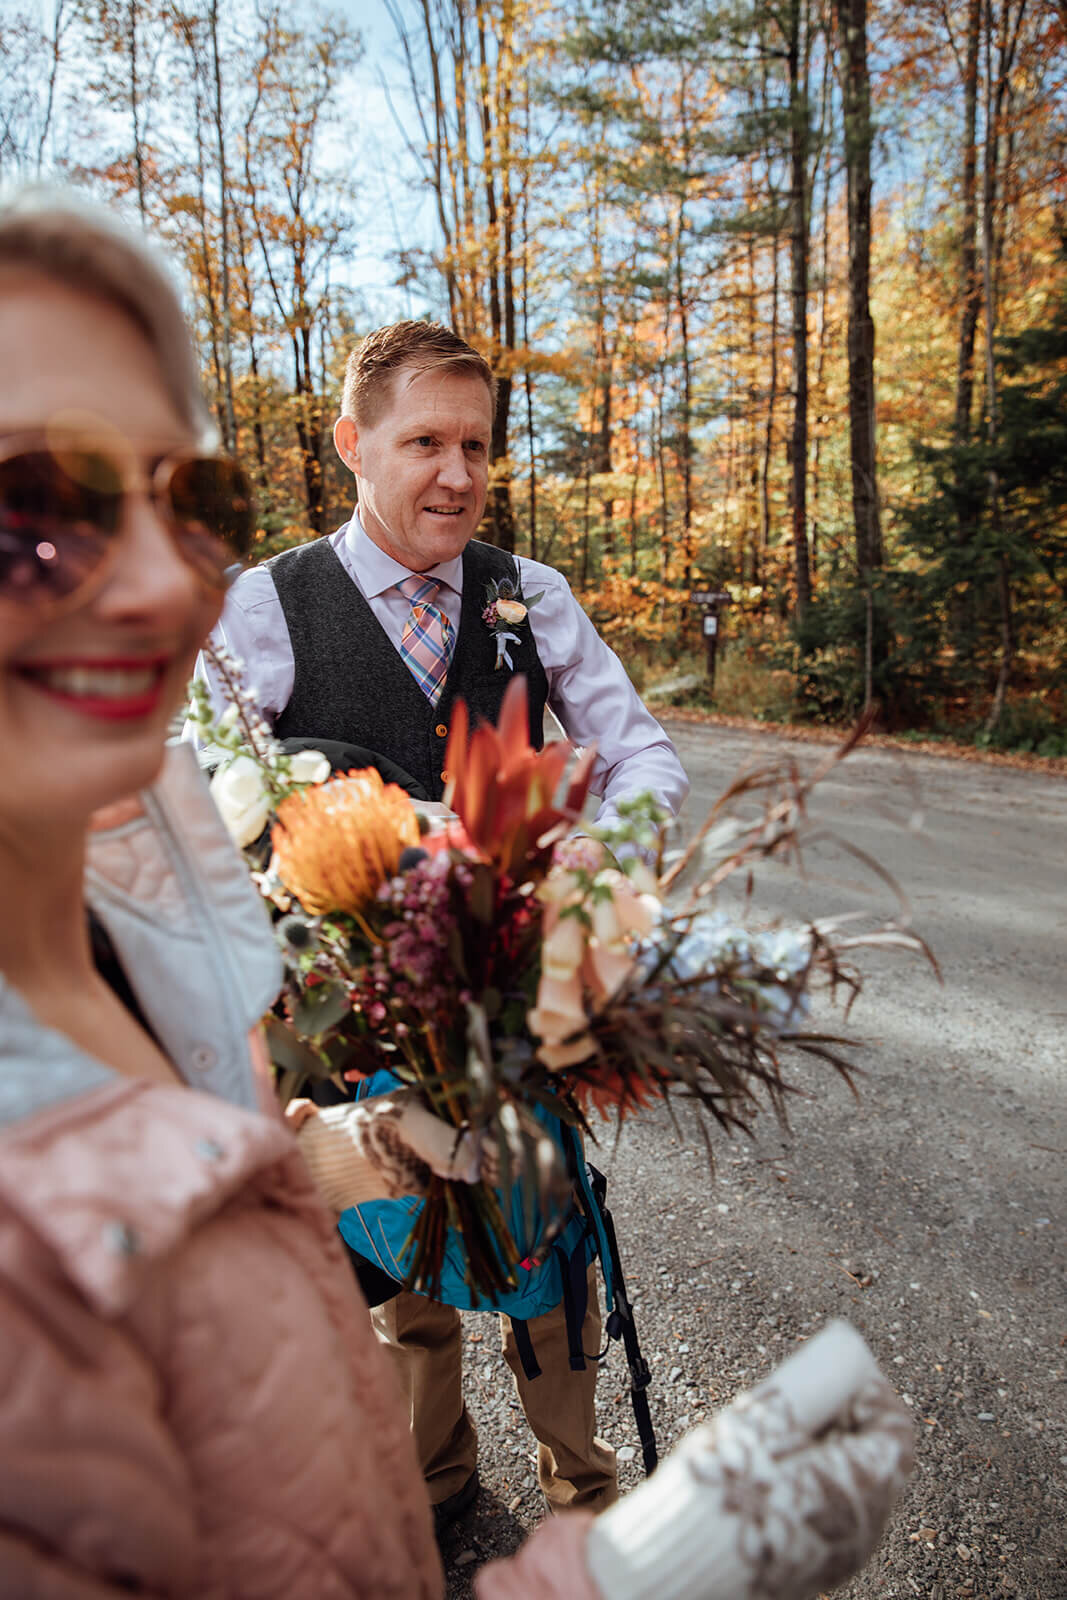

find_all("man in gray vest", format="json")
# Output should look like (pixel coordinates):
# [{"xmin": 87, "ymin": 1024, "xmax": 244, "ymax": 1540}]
[{"xmin": 201, "ymin": 320, "xmax": 688, "ymax": 1529}]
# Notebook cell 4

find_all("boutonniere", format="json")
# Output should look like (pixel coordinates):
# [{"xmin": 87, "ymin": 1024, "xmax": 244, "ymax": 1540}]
[{"xmin": 482, "ymin": 576, "xmax": 544, "ymax": 670}]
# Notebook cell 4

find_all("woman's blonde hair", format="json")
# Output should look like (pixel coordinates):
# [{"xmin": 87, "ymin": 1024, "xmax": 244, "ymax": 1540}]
[{"xmin": 0, "ymin": 186, "xmax": 214, "ymax": 441}]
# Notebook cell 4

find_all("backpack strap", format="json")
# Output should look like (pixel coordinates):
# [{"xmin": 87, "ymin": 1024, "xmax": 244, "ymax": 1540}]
[
  {"xmin": 509, "ymin": 1211, "xmax": 595, "ymax": 1382},
  {"xmin": 587, "ymin": 1163, "xmax": 659, "ymax": 1478},
  {"xmin": 560, "ymin": 1232, "xmax": 591, "ymax": 1372},
  {"xmin": 562, "ymin": 1126, "xmax": 615, "ymax": 1314},
  {"xmin": 509, "ymin": 1317, "xmax": 542, "ymax": 1381}
]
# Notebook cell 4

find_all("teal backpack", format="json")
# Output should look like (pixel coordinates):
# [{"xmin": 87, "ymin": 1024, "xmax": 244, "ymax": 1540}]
[
  {"xmin": 326, "ymin": 1069, "xmax": 657, "ymax": 1471},
  {"xmin": 338, "ymin": 1067, "xmax": 614, "ymax": 1378}
]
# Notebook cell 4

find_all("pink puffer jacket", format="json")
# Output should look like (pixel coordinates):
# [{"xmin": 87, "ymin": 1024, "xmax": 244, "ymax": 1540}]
[
  {"xmin": 0, "ymin": 1075, "xmax": 443, "ymax": 1598},
  {"xmin": 0, "ymin": 745, "xmax": 597, "ymax": 1600},
  {"xmin": 0, "ymin": 1072, "xmax": 596, "ymax": 1600}
]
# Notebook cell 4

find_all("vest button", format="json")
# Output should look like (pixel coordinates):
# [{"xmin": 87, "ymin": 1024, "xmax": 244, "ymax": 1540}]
[{"xmin": 435, "ymin": 723, "xmax": 448, "ymax": 738}]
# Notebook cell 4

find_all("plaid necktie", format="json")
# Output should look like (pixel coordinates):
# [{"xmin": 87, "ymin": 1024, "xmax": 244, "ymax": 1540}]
[{"xmin": 397, "ymin": 573, "xmax": 453, "ymax": 706}]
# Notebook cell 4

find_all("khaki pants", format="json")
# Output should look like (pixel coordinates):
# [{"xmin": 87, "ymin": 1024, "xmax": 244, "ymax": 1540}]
[{"xmin": 371, "ymin": 1268, "xmax": 618, "ymax": 1513}]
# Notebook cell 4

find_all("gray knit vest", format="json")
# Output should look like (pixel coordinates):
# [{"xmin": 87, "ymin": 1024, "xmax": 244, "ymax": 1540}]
[{"xmin": 267, "ymin": 535, "xmax": 549, "ymax": 801}]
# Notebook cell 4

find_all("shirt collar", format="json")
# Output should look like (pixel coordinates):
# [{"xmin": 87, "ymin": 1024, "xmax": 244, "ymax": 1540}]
[{"xmin": 344, "ymin": 512, "xmax": 464, "ymax": 599}]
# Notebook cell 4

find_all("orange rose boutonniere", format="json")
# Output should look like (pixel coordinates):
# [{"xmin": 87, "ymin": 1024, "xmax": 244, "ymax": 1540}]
[{"xmin": 482, "ymin": 576, "xmax": 544, "ymax": 669}]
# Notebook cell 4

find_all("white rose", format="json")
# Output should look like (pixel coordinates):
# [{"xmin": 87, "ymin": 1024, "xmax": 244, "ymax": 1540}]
[
  {"xmin": 210, "ymin": 754, "xmax": 271, "ymax": 847},
  {"xmin": 287, "ymin": 748, "xmax": 331, "ymax": 785}
]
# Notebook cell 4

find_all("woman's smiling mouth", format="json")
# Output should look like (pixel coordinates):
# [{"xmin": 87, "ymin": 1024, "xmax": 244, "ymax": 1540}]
[{"xmin": 14, "ymin": 657, "xmax": 171, "ymax": 720}]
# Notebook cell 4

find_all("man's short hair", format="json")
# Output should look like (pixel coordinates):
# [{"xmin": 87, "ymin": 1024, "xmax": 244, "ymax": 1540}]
[{"xmin": 342, "ymin": 320, "xmax": 496, "ymax": 427}]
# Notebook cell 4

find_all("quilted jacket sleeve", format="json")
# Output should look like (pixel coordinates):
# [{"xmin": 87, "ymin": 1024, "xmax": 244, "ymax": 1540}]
[
  {"xmin": 0, "ymin": 1532, "xmax": 170, "ymax": 1599},
  {"xmin": 474, "ymin": 1514, "xmax": 601, "ymax": 1600},
  {"xmin": 0, "ymin": 1215, "xmax": 201, "ymax": 1598}
]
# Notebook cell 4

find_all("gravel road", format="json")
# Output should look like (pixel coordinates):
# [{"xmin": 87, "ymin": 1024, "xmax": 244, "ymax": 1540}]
[{"xmin": 441, "ymin": 724, "xmax": 1066, "ymax": 1599}]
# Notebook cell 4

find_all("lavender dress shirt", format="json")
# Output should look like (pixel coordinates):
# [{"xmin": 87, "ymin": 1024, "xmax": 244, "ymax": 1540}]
[{"xmin": 195, "ymin": 516, "xmax": 689, "ymax": 824}]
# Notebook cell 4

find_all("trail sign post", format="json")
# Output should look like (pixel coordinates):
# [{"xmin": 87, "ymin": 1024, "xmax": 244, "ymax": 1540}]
[{"xmin": 689, "ymin": 589, "xmax": 730, "ymax": 692}]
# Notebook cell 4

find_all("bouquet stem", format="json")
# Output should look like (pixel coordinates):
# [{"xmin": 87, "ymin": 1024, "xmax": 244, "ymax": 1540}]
[{"xmin": 405, "ymin": 1176, "xmax": 522, "ymax": 1301}]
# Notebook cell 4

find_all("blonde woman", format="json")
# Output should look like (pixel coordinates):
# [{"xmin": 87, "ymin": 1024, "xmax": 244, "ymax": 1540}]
[{"xmin": 0, "ymin": 189, "xmax": 912, "ymax": 1600}]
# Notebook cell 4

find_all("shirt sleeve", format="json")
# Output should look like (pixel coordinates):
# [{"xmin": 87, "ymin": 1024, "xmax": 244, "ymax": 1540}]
[
  {"xmin": 519, "ymin": 560, "xmax": 690, "ymax": 823},
  {"xmin": 194, "ymin": 565, "xmax": 295, "ymax": 731}
]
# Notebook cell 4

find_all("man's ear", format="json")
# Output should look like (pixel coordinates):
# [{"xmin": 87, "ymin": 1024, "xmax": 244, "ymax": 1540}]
[{"xmin": 334, "ymin": 414, "xmax": 360, "ymax": 473}]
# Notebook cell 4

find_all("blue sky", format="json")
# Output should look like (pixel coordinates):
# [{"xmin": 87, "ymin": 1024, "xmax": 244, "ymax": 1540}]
[
  {"xmin": 317, "ymin": 0, "xmax": 440, "ymax": 322},
  {"xmin": 5, "ymin": 0, "xmax": 437, "ymax": 321}
]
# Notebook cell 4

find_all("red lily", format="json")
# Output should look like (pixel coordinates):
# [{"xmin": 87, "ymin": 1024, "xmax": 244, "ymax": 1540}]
[{"xmin": 443, "ymin": 676, "xmax": 596, "ymax": 876}]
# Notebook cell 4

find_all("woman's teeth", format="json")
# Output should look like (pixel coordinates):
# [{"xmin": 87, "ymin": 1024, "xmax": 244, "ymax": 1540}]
[{"xmin": 32, "ymin": 664, "xmax": 161, "ymax": 698}]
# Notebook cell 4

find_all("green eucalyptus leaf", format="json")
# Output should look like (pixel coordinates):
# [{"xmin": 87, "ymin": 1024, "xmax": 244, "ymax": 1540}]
[
  {"xmin": 262, "ymin": 1013, "xmax": 330, "ymax": 1079},
  {"xmin": 275, "ymin": 1067, "xmax": 304, "ymax": 1107},
  {"xmin": 290, "ymin": 982, "xmax": 352, "ymax": 1038}
]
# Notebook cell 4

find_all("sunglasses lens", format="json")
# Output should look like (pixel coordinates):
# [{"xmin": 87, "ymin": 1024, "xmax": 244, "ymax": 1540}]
[
  {"xmin": 0, "ymin": 448, "xmax": 122, "ymax": 606},
  {"xmin": 166, "ymin": 456, "xmax": 255, "ymax": 583}
]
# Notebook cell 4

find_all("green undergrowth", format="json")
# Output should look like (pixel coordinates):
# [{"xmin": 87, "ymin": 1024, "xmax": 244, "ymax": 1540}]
[{"xmin": 638, "ymin": 636, "xmax": 1066, "ymax": 761}]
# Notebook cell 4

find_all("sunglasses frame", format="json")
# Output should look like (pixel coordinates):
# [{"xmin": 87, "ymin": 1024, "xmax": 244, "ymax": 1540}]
[{"xmin": 0, "ymin": 429, "xmax": 255, "ymax": 618}]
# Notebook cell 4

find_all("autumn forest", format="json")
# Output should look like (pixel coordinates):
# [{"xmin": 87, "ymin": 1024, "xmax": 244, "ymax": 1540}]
[{"xmin": 3, "ymin": 0, "xmax": 1065, "ymax": 749}]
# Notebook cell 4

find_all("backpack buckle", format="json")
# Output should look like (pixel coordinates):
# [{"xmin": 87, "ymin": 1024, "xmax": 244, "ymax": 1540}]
[{"xmin": 628, "ymin": 1354, "xmax": 652, "ymax": 1392}]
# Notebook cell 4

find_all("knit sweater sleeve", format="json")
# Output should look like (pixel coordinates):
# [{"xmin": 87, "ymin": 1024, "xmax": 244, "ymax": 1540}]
[
  {"xmin": 293, "ymin": 1091, "xmax": 485, "ymax": 1211},
  {"xmin": 293, "ymin": 1102, "xmax": 425, "ymax": 1209}
]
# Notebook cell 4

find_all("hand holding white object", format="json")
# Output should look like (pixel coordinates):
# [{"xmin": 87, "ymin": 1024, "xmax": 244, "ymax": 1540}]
[{"xmin": 583, "ymin": 1319, "xmax": 914, "ymax": 1600}]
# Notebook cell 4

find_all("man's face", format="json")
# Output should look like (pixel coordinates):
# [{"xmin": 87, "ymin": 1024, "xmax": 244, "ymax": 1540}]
[{"xmin": 335, "ymin": 365, "xmax": 493, "ymax": 571}]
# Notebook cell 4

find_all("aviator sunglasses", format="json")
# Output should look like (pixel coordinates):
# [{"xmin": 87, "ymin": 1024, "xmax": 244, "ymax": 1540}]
[{"xmin": 0, "ymin": 431, "xmax": 255, "ymax": 613}]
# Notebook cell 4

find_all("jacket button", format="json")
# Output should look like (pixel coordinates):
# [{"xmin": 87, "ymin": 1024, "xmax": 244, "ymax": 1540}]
[
  {"xmin": 189, "ymin": 1044, "xmax": 217, "ymax": 1073},
  {"xmin": 103, "ymin": 1221, "xmax": 141, "ymax": 1257},
  {"xmin": 435, "ymin": 723, "xmax": 448, "ymax": 738}
]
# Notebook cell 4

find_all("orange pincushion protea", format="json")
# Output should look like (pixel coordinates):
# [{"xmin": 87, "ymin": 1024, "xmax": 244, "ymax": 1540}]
[{"xmin": 271, "ymin": 769, "xmax": 420, "ymax": 916}]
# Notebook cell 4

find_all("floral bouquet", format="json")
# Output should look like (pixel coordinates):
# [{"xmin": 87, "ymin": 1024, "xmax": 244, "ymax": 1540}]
[{"xmin": 187, "ymin": 647, "xmax": 932, "ymax": 1299}]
